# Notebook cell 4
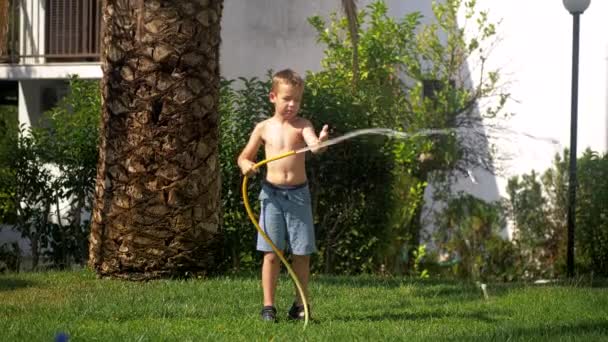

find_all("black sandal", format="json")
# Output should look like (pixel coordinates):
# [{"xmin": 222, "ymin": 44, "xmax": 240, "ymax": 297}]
[
  {"xmin": 260, "ymin": 306, "xmax": 277, "ymax": 322},
  {"xmin": 287, "ymin": 302, "xmax": 311, "ymax": 321}
]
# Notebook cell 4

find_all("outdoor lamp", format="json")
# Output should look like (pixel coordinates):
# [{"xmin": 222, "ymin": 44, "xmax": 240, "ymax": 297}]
[{"xmin": 563, "ymin": 0, "xmax": 591, "ymax": 277}]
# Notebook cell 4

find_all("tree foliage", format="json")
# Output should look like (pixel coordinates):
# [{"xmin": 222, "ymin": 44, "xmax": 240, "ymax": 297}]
[
  {"xmin": 0, "ymin": 77, "xmax": 99, "ymax": 269},
  {"xmin": 434, "ymin": 193, "xmax": 517, "ymax": 281},
  {"xmin": 0, "ymin": 104, "xmax": 17, "ymax": 222},
  {"xmin": 219, "ymin": 76, "xmax": 272, "ymax": 271},
  {"xmin": 505, "ymin": 149, "xmax": 608, "ymax": 277},
  {"xmin": 305, "ymin": 0, "xmax": 509, "ymax": 273}
]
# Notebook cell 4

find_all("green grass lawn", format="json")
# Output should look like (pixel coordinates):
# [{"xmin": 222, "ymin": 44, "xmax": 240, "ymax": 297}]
[{"xmin": 1, "ymin": 269, "xmax": 607, "ymax": 341}]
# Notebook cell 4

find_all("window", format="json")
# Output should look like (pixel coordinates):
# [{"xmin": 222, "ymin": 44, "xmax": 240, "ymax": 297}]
[{"xmin": 45, "ymin": 0, "xmax": 102, "ymax": 61}]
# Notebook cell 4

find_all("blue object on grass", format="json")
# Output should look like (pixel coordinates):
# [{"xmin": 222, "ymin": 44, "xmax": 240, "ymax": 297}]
[{"xmin": 55, "ymin": 332, "xmax": 69, "ymax": 342}]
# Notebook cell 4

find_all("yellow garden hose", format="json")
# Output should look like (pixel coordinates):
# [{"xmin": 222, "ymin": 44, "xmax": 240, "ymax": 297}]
[{"xmin": 241, "ymin": 150, "xmax": 310, "ymax": 327}]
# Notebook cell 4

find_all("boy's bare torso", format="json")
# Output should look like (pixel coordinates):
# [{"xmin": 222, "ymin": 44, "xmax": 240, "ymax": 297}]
[
  {"xmin": 260, "ymin": 117, "xmax": 309, "ymax": 186},
  {"xmin": 237, "ymin": 78, "xmax": 328, "ymax": 186}
]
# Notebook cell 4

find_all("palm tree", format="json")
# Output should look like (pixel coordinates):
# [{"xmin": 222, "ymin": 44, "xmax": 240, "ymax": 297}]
[
  {"xmin": 0, "ymin": 0, "xmax": 9, "ymax": 58},
  {"xmin": 341, "ymin": 0, "xmax": 359, "ymax": 83},
  {"xmin": 89, "ymin": 0, "xmax": 358, "ymax": 279},
  {"xmin": 89, "ymin": 0, "xmax": 224, "ymax": 279}
]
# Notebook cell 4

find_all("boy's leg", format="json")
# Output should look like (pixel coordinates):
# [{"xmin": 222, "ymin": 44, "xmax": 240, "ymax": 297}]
[
  {"xmin": 262, "ymin": 252, "xmax": 281, "ymax": 306},
  {"xmin": 257, "ymin": 185, "xmax": 287, "ymax": 307},
  {"xmin": 291, "ymin": 254, "xmax": 310, "ymax": 306},
  {"xmin": 283, "ymin": 185, "xmax": 316, "ymax": 309}
]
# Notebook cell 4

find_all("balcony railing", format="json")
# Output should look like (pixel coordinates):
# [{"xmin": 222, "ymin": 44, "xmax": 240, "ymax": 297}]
[{"xmin": 0, "ymin": 0, "xmax": 102, "ymax": 64}]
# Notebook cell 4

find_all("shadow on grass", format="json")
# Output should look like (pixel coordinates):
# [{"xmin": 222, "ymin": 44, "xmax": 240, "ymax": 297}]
[
  {"xmin": 320, "ymin": 306, "xmax": 511, "ymax": 324},
  {"xmin": 316, "ymin": 275, "xmax": 608, "ymax": 299},
  {"xmin": 466, "ymin": 320, "xmax": 608, "ymax": 340},
  {"xmin": 547, "ymin": 277, "xmax": 608, "ymax": 288},
  {"xmin": 331, "ymin": 308, "xmax": 504, "ymax": 324},
  {"xmin": 479, "ymin": 277, "xmax": 608, "ymax": 299},
  {"xmin": 0, "ymin": 277, "xmax": 35, "ymax": 291},
  {"xmin": 316, "ymin": 275, "xmax": 492, "ymax": 300},
  {"xmin": 313, "ymin": 275, "xmax": 428, "ymax": 288}
]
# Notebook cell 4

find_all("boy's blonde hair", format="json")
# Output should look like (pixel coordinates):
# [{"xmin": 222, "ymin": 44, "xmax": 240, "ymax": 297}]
[{"xmin": 271, "ymin": 69, "xmax": 304, "ymax": 92}]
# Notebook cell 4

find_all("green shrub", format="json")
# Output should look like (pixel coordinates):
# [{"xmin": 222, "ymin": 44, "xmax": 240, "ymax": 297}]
[
  {"xmin": 0, "ymin": 123, "xmax": 55, "ymax": 270},
  {"xmin": 506, "ymin": 171, "xmax": 560, "ymax": 278},
  {"xmin": 575, "ymin": 150, "xmax": 608, "ymax": 275},
  {"xmin": 0, "ymin": 77, "xmax": 99, "ymax": 269},
  {"xmin": 434, "ymin": 192, "xmax": 517, "ymax": 281},
  {"xmin": 302, "ymin": 3, "xmax": 416, "ymax": 274},
  {"xmin": 217, "ymin": 0, "xmax": 508, "ymax": 275},
  {"xmin": 0, "ymin": 242, "xmax": 21, "ymax": 273},
  {"xmin": 217, "ymin": 72, "xmax": 398, "ymax": 275},
  {"xmin": 506, "ymin": 149, "xmax": 608, "ymax": 277},
  {"xmin": 34, "ymin": 76, "xmax": 100, "ymax": 267},
  {"xmin": 0, "ymin": 104, "xmax": 18, "ymax": 223},
  {"xmin": 219, "ymin": 76, "xmax": 272, "ymax": 272}
]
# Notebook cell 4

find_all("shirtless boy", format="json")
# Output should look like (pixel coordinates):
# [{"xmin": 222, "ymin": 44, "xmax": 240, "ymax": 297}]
[{"xmin": 237, "ymin": 69, "xmax": 329, "ymax": 322}]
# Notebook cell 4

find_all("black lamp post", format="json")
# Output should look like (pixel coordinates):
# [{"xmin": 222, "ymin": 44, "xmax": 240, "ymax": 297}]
[{"xmin": 563, "ymin": 0, "xmax": 590, "ymax": 278}]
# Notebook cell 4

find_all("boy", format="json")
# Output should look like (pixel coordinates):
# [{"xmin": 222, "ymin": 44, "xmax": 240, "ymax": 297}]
[{"xmin": 237, "ymin": 69, "xmax": 329, "ymax": 322}]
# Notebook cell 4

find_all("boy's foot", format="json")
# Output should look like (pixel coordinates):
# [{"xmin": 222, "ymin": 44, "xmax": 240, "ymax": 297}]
[
  {"xmin": 260, "ymin": 306, "xmax": 277, "ymax": 322},
  {"xmin": 287, "ymin": 302, "xmax": 311, "ymax": 321}
]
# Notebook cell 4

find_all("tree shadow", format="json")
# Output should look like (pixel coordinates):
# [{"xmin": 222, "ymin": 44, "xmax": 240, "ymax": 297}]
[
  {"xmin": 465, "ymin": 321, "xmax": 608, "ymax": 340},
  {"xmin": 0, "ymin": 277, "xmax": 35, "ymax": 291},
  {"xmin": 483, "ymin": 277, "xmax": 608, "ymax": 298},
  {"xmin": 329, "ymin": 303, "xmax": 507, "ymax": 324},
  {"xmin": 315, "ymin": 275, "xmax": 485, "ymax": 293},
  {"xmin": 314, "ymin": 275, "xmax": 406, "ymax": 289}
]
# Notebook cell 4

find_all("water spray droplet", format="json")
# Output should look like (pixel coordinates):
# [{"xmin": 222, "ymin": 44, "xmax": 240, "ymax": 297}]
[{"xmin": 293, "ymin": 127, "xmax": 562, "ymax": 158}]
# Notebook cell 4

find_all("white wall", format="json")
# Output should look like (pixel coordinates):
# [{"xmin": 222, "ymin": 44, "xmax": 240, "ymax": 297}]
[
  {"xmin": 17, "ymin": 80, "xmax": 47, "ymax": 127},
  {"xmin": 220, "ymin": 0, "xmax": 427, "ymax": 78},
  {"xmin": 17, "ymin": 79, "xmax": 68, "ymax": 127},
  {"xmin": 0, "ymin": 64, "xmax": 102, "ymax": 80}
]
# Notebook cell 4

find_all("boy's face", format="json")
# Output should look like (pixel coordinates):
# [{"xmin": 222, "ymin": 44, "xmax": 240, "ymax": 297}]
[{"xmin": 269, "ymin": 82, "xmax": 303, "ymax": 121}]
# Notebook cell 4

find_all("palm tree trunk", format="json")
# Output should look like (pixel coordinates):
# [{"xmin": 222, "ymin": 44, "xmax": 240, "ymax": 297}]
[
  {"xmin": 341, "ymin": 0, "xmax": 359, "ymax": 84},
  {"xmin": 0, "ymin": 0, "xmax": 9, "ymax": 57},
  {"xmin": 89, "ymin": 0, "xmax": 224, "ymax": 280}
]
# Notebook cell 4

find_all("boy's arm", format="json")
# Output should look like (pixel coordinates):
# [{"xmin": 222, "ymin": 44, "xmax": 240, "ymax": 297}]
[
  {"xmin": 302, "ymin": 120, "xmax": 329, "ymax": 154},
  {"xmin": 237, "ymin": 123, "xmax": 264, "ymax": 176}
]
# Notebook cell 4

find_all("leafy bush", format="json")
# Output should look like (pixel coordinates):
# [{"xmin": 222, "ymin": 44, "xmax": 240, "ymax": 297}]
[
  {"xmin": 506, "ymin": 171, "xmax": 562, "ymax": 278},
  {"xmin": 0, "ymin": 123, "xmax": 55, "ymax": 269},
  {"xmin": 219, "ymin": 76, "xmax": 272, "ymax": 271},
  {"xmin": 0, "ymin": 77, "xmax": 99, "ymax": 269},
  {"xmin": 572, "ymin": 150, "xmax": 608, "ymax": 275},
  {"xmin": 302, "ymin": 75, "xmax": 398, "ymax": 274},
  {"xmin": 0, "ymin": 242, "xmax": 21, "ymax": 273},
  {"xmin": 0, "ymin": 104, "xmax": 17, "ymax": 223},
  {"xmin": 434, "ymin": 193, "xmax": 517, "ymax": 281},
  {"xmin": 506, "ymin": 149, "xmax": 608, "ymax": 277},
  {"xmin": 34, "ymin": 76, "xmax": 100, "ymax": 266},
  {"xmin": 218, "ymin": 0, "xmax": 508, "ymax": 275},
  {"xmin": 217, "ymin": 72, "xmax": 398, "ymax": 275}
]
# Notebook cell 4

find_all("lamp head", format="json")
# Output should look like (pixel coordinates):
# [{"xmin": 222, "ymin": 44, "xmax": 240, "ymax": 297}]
[{"xmin": 563, "ymin": 0, "xmax": 591, "ymax": 14}]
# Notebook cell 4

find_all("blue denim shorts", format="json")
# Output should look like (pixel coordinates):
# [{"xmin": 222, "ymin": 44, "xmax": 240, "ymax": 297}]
[{"xmin": 257, "ymin": 181, "xmax": 317, "ymax": 255}]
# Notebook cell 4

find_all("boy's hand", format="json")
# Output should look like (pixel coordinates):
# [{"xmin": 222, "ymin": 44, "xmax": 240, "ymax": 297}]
[
  {"xmin": 240, "ymin": 160, "xmax": 258, "ymax": 177},
  {"xmin": 319, "ymin": 124, "xmax": 329, "ymax": 143}
]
